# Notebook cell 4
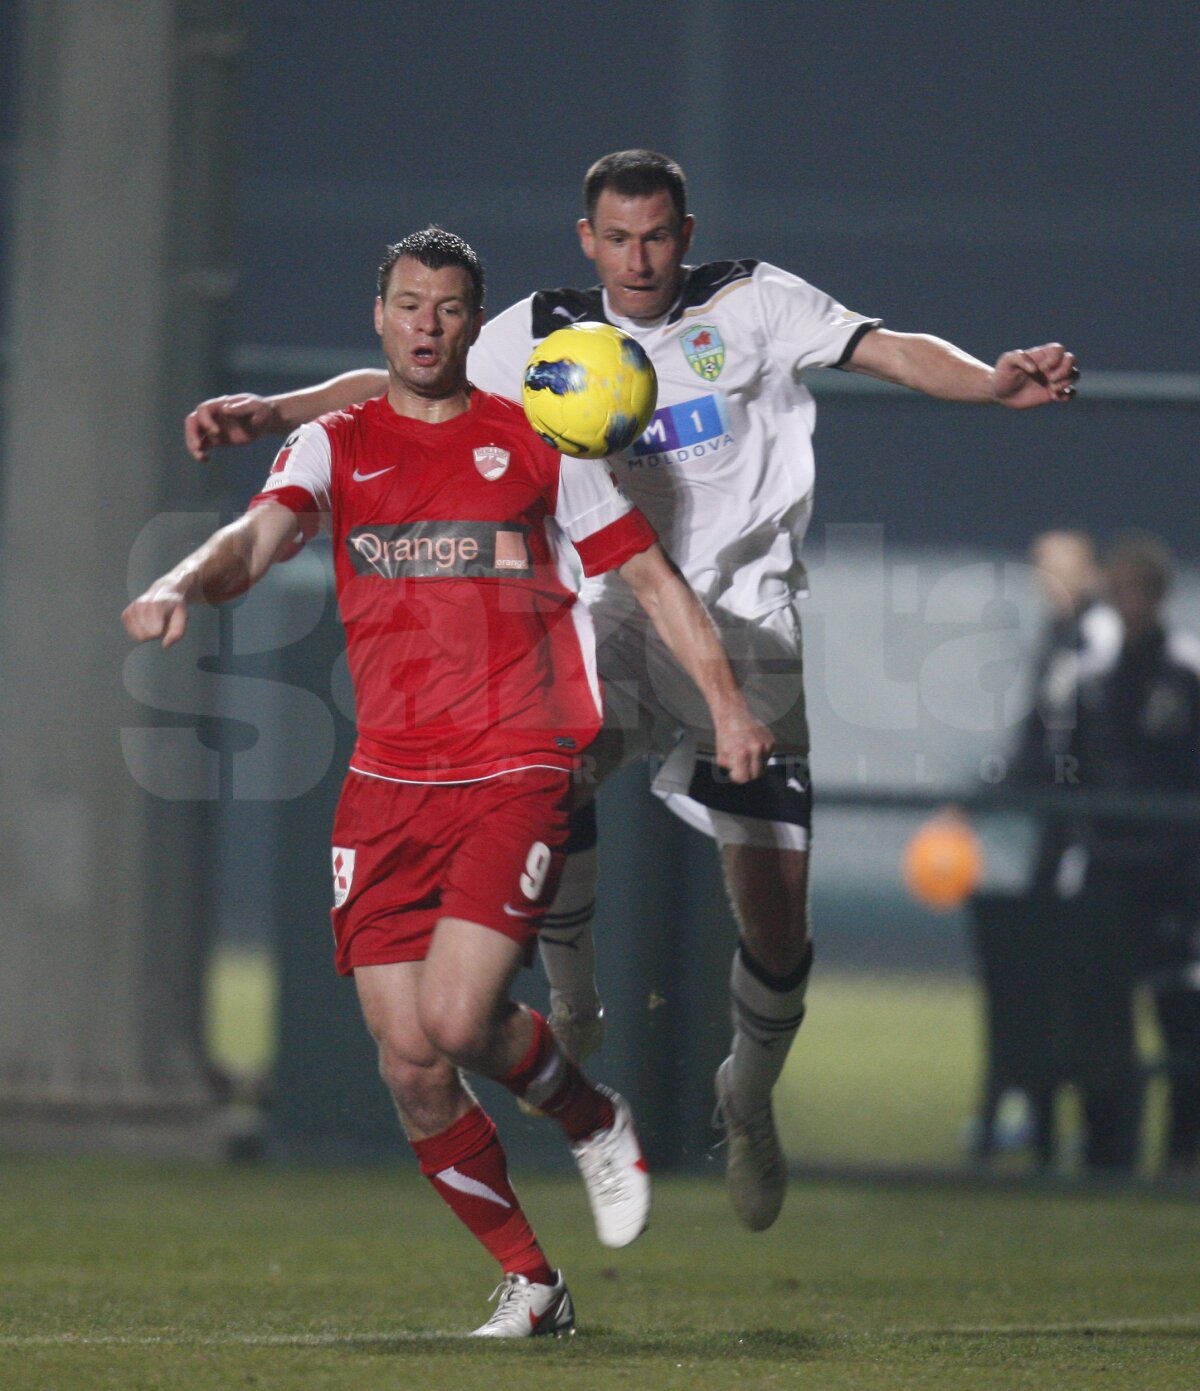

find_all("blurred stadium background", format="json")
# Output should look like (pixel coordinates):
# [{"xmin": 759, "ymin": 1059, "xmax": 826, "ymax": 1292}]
[{"xmin": 1, "ymin": 0, "xmax": 1198, "ymax": 1186}]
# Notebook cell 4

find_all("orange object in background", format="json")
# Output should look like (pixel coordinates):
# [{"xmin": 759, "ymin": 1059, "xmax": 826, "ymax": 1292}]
[{"xmin": 902, "ymin": 815, "xmax": 984, "ymax": 910}]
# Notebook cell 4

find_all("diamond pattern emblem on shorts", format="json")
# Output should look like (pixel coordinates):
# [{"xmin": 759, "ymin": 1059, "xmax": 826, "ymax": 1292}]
[{"xmin": 331, "ymin": 846, "xmax": 356, "ymax": 908}]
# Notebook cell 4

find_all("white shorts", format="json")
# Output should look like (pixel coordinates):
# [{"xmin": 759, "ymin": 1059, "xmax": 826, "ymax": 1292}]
[{"xmin": 590, "ymin": 585, "xmax": 811, "ymax": 850}]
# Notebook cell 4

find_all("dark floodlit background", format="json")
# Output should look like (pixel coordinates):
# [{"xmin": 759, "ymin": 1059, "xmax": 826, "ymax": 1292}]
[
  {"xmin": 230, "ymin": 2, "xmax": 1197, "ymax": 553},
  {"xmin": 0, "ymin": 2, "xmax": 1197, "ymax": 1172}
]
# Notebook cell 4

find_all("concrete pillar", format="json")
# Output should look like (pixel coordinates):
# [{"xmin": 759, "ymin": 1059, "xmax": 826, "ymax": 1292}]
[{"xmin": 0, "ymin": 0, "xmax": 242, "ymax": 1147}]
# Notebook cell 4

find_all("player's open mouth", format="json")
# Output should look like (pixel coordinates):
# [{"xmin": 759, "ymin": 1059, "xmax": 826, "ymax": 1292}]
[
  {"xmin": 412, "ymin": 347, "xmax": 438, "ymax": 365},
  {"xmin": 619, "ymin": 284, "xmax": 665, "ymax": 310}
]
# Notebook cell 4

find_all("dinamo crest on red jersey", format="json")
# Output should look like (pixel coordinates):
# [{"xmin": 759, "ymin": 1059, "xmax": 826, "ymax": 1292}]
[{"xmin": 473, "ymin": 445, "xmax": 510, "ymax": 480}]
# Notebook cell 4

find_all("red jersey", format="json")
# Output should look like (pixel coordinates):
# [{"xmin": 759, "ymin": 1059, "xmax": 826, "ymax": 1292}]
[{"xmin": 249, "ymin": 389, "xmax": 656, "ymax": 782}]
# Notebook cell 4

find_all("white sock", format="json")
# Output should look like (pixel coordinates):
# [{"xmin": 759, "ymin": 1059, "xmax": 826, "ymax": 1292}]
[
  {"xmin": 727, "ymin": 941, "xmax": 812, "ymax": 1111},
  {"xmin": 539, "ymin": 846, "xmax": 601, "ymax": 1020}
]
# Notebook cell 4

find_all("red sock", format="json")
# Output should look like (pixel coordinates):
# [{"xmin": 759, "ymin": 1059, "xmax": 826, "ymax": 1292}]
[
  {"xmin": 501, "ymin": 1009, "xmax": 615, "ymax": 1142},
  {"xmin": 411, "ymin": 1106, "xmax": 553, "ymax": 1285}
]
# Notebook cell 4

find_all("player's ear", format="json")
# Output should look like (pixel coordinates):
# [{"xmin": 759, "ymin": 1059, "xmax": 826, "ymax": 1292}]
[
  {"xmin": 578, "ymin": 216, "xmax": 596, "ymax": 262},
  {"xmin": 679, "ymin": 214, "xmax": 696, "ymax": 256},
  {"xmin": 470, "ymin": 308, "xmax": 485, "ymax": 345},
  {"xmin": 373, "ymin": 296, "xmax": 384, "ymax": 337}
]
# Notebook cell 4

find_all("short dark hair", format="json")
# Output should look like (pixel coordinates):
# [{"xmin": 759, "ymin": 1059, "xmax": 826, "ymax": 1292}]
[
  {"xmin": 583, "ymin": 149, "xmax": 688, "ymax": 227},
  {"xmin": 377, "ymin": 226, "xmax": 485, "ymax": 312},
  {"xmin": 1106, "ymin": 531, "xmax": 1173, "ymax": 603}
]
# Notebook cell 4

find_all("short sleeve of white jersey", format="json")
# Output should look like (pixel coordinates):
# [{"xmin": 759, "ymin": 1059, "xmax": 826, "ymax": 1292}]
[
  {"xmin": 468, "ymin": 297, "xmax": 535, "ymax": 400},
  {"xmin": 553, "ymin": 457, "xmax": 638, "ymax": 546},
  {"xmin": 753, "ymin": 261, "xmax": 881, "ymax": 378},
  {"xmin": 258, "ymin": 422, "xmax": 334, "ymax": 533}
]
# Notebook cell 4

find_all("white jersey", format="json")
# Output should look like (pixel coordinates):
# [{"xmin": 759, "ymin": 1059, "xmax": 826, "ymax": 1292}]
[{"xmin": 468, "ymin": 259, "xmax": 880, "ymax": 621}]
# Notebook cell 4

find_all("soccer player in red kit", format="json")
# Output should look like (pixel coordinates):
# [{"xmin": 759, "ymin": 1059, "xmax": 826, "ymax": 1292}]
[{"xmin": 123, "ymin": 228, "xmax": 773, "ymax": 1336}]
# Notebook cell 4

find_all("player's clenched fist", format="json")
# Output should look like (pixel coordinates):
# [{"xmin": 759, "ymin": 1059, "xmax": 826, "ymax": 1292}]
[
  {"xmin": 992, "ymin": 343, "xmax": 1079, "ymax": 409},
  {"xmin": 714, "ymin": 707, "xmax": 775, "ymax": 785},
  {"xmin": 122, "ymin": 586, "xmax": 191, "ymax": 647},
  {"xmin": 185, "ymin": 392, "xmax": 281, "ymax": 460}
]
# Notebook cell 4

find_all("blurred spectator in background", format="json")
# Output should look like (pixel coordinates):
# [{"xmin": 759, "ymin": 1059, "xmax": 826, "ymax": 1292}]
[
  {"xmin": 972, "ymin": 531, "xmax": 1200, "ymax": 1175},
  {"xmin": 1010, "ymin": 531, "xmax": 1121, "ymax": 864},
  {"xmin": 1068, "ymin": 534, "xmax": 1200, "ymax": 1172},
  {"xmin": 973, "ymin": 533, "xmax": 1120, "ymax": 1167}
]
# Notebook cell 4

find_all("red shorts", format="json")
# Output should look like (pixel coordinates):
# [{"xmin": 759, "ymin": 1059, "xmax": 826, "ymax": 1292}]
[{"xmin": 329, "ymin": 765, "xmax": 572, "ymax": 975}]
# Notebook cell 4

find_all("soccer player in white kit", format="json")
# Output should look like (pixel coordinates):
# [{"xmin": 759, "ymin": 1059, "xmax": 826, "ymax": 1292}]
[{"xmin": 186, "ymin": 151, "xmax": 1079, "ymax": 1232}]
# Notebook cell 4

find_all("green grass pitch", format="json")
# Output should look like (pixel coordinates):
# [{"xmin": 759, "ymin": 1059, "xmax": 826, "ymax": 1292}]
[
  {"xmin": 4, "ymin": 952, "xmax": 1183, "ymax": 1386},
  {"xmin": 206, "ymin": 950, "xmax": 1172, "ymax": 1175},
  {"xmin": 1, "ymin": 1156, "xmax": 1197, "ymax": 1390}
]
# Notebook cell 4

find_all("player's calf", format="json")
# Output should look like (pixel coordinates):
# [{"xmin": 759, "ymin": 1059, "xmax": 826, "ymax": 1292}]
[
  {"xmin": 715, "ymin": 939, "xmax": 813, "ymax": 1230},
  {"xmin": 538, "ymin": 804, "xmax": 604, "ymax": 1023},
  {"xmin": 500, "ymin": 1011, "xmax": 651, "ymax": 1247}
]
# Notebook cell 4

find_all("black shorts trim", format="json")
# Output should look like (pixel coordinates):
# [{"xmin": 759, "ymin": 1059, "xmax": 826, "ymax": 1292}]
[{"xmin": 683, "ymin": 755, "xmax": 812, "ymax": 830}]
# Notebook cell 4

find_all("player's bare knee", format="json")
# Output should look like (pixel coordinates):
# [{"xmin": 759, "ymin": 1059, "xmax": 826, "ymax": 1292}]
[
  {"xmin": 388, "ymin": 1068, "xmax": 465, "ymax": 1139},
  {"xmin": 417, "ymin": 996, "xmax": 494, "ymax": 1070},
  {"xmin": 376, "ymin": 1044, "xmax": 453, "ymax": 1112}
]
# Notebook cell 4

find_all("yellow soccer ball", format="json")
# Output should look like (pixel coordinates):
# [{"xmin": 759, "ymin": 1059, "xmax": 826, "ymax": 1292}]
[{"xmin": 522, "ymin": 322, "xmax": 657, "ymax": 459}]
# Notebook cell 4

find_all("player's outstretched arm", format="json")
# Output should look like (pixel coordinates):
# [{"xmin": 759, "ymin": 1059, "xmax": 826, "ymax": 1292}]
[
  {"xmin": 185, "ymin": 370, "xmax": 388, "ymax": 460},
  {"xmin": 844, "ymin": 328, "xmax": 1078, "ymax": 408},
  {"xmin": 122, "ymin": 503, "xmax": 301, "ymax": 647},
  {"xmin": 618, "ymin": 544, "xmax": 774, "ymax": 783}
]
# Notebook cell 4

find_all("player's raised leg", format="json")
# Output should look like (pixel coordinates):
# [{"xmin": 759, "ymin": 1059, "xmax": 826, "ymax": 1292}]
[
  {"xmin": 652, "ymin": 728, "xmax": 814, "ymax": 1233},
  {"xmin": 715, "ymin": 841, "xmax": 812, "ymax": 1231},
  {"xmin": 536, "ymin": 725, "xmax": 638, "ymax": 1066},
  {"xmin": 537, "ymin": 800, "xmax": 606, "ymax": 1061},
  {"xmin": 503, "ymin": 1006, "xmax": 650, "ymax": 1248}
]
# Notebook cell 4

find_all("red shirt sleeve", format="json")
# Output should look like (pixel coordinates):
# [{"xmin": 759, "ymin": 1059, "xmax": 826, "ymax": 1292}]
[
  {"xmin": 572, "ymin": 507, "xmax": 658, "ymax": 577},
  {"xmin": 247, "ymin": 484, "xmax": 322, "ymax": 542}
]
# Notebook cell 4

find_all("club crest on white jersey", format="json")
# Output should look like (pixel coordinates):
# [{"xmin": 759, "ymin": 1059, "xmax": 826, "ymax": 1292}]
[{"xmin": 679, "ymin": 324, "xmax": 725, "ymax": 381}]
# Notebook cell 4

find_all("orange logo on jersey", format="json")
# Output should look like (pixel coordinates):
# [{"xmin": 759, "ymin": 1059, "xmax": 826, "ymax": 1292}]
[
  {"xmin": 347, "ymin": 522, "xmax": 532, "ymax": 579},
  {"xmin": 494, "ymin": 530, "xmax": 530, "ymax": 570}
]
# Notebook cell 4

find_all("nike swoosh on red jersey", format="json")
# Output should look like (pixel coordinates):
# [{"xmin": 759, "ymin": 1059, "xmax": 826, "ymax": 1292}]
[
  {"xmin": 503, "ymin": 903, "xmax": 536, "ymax": 919},
  {"xmin": 352, "ymin": 466, "xmax": 395, "ymax": 482}
]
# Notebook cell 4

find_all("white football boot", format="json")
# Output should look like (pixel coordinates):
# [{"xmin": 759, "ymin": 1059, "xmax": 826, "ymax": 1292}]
[
  {"xmin": 470, "ymin": 1270, "xmax": 575, "ymax": 1338},
  {"xmin": 713, "ymin": 1057, "xmax": 787, "ymax": 1231},
  {"xmin": 570, "ymin": 1087, "xmax": 651, "ymax": 1248}
]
